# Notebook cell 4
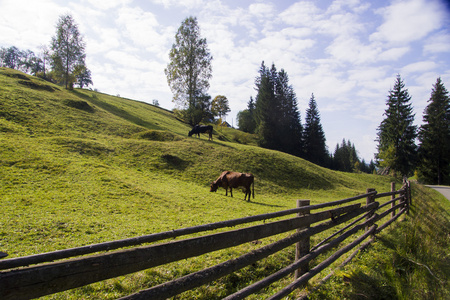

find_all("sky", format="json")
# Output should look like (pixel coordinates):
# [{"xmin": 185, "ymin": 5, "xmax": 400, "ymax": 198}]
[{"xmin": 1, "ymin": 0, "xmax": 449, "ymax": 162}]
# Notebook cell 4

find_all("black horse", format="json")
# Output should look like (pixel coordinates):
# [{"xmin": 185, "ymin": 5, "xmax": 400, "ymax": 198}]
[{"xmin": 188, "ymin": 125, "xmax": 213, "ymax": 140}]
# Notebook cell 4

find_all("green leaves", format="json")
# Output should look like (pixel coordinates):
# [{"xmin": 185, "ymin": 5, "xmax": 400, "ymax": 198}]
[
  {"xmin": 50, "ymin": 14, "xmax": 87, "ymax": 89},
  {"xmin": 165, "ymin": 16, "xmax": 212, "ymax": 125}
]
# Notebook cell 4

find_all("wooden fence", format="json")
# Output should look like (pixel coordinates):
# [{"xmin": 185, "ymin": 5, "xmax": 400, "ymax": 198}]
[{"xmin": 0, "ymin": 181, "xmax": 412, "ymax": 300}]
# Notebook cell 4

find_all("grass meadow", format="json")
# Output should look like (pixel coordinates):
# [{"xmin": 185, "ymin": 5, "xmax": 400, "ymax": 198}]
[{"xmin": 1, "ymin": 67, "xmax": 449, "ymax": 299}]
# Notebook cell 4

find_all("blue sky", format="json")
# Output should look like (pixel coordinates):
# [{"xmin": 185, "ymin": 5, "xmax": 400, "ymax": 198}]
[{"xmin": 1, "ymin": 0, "xmax": 449, "ymax": 161}]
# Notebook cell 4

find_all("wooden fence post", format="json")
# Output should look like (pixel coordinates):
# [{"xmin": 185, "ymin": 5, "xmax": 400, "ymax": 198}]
[
  {"xmin": 405, "ymin": 181, "xmax": 411, "ymax": 215},
  {"xmin": 390, "ymin": 182, "xmax": 396, "ymax": 219},
  {"xmin": 295, "ymin": 200, "xmax": 310, "ymax": 280},
  {"xmin": 366, "ymin": 188, "xmax": 376, "ymax": 232}
]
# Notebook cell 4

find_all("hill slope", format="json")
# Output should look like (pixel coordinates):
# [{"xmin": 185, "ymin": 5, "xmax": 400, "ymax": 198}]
[
  {"xmin": 0, "ymin": 66, "xmax": 394, "ymax": 256},
  {"xmin": 3, "ymin": 68, "xmax": 448, "ymax": 299}
]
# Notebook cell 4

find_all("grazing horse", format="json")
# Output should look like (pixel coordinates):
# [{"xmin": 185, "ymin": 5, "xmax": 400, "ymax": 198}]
[
  {"xmin": 188, "ymin": 125, "xmax": 213, "ymax": 141},
  {"xmin": 210, "ymin": 171, "xmax": 255, "ymax": 201}
]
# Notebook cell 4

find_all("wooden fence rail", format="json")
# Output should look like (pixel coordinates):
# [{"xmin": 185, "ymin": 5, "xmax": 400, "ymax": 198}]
[{"xmin": 0, "ymin": 181, "xmax": 411, "ymax": 300}]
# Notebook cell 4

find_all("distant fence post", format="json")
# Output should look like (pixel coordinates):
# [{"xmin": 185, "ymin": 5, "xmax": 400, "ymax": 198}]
[
  {"xmin": 295, "ymin": 200, "xmax": 310, "ymax": 280},
  {"xmin": 366, "ymin": 188, "xmax": 376, "ymax": 232},
  {"xmin": 390, "ymin": 182, "xmax": 396, "ymax": 219},
  {"xmin": 405, "ymin": 181, "xmax": 411, "ymax": 214}
]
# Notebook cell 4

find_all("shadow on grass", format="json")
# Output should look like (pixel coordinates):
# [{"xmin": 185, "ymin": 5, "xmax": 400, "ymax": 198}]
[{"xmin": 247, "ymin": 200, "xmax": 286, "ymax": 208}]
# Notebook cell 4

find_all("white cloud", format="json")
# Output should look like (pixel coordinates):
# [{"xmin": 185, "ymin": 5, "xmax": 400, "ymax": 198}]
[
  {"xmin": 401, "ymin": 61, "xmax": 437, "ymax": 76},
  {"xmin": 326, "ymin": 36, "xmax": 379, "ymax": 64},
  {"xmin": 424, "ymin": 31, "xmax": 450, "ymax": 54},
  {"xmin": 248, "ymin": 2, "xmax": 276, "ymax": 18},
  {"xmin": 84, "ymin": 21, "xmax": 123, "ymax": 54},
  {"xmin": 370, "ymin": 0, "xmax": 446, "ymax": 45},
  {"xmin": 150, "ymin": 0, "xmax": 204, "ymax": 9},
  {"xmin": 377, "ymin": 46, "xmax": 410, "ymax": 61},
  {"xmin": 0, "ymin": 0, "xmax": 62, "ymax": 50},
  {"xmin": 84, "ymin": 0, "xmax": 133, "ymax": 10},
  {"xmin": 316, "ymin": 11, "xmax": 365, "ymax": 37},
  {"xmin": 279, "ymin": 1, "xmax": 321, "ymax": 27}
]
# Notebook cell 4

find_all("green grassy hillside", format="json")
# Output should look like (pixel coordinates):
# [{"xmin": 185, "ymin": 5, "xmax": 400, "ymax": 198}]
[{"xmin": 1, "ymin": 68, "xmax": 448, "ymax": 299}]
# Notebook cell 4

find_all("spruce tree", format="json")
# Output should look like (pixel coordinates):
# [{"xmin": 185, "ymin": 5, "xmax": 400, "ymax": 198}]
[
  {"xmin": 275, "ymin": 69, "xmax": 303, "ymax": 156},
  {"xmin": 376, "ymin": 75, "xmax": 417, "ymax": 177},
  {"xmin": 418, "ymin": 77, "xmax": 450, "ymax": 184},
  {"xmin": 303, "ymin": 94, "xmax": 328, "ymax": 166},
  {"xmin": 254, "ymin": 62, "xmax": 302, "ymax": 156},
  {"xmin": 255, "ymin": 61, "xmax": 278, "ymax": 150}
]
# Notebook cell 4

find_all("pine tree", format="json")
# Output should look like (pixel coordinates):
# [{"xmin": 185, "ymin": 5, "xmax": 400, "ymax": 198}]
[
  {"xmin": 418, "ymin": 77, "xmax": 450, "ymax": 184},
  {"xmin": 303, "ymin": 94, "xmax": 328, "ymax": 166},
  {"xmin": 376, "ymin": 75, "xmax": 417, "ymax": 177}
]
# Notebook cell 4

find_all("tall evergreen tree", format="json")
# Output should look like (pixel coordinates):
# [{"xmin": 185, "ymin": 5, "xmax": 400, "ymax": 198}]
[
  {"xmin": 418, "ymin": 77, "xmax": 450, "ymax": 184},
  {"xmin": 254, "ymin": 62, "xmax": 279, "ymax": 150},
  {"xmin": 333, "ymin": 139, "xmax": 359, "ymax": 172},
  {"xmin": 50, "ymin": 14, "xmax": 86, "ymax": 89},
  {"xmin": 165, "ymin": 16, "xmax": 212, "ymax": 125},
  {"xmin": 376, "ymin": 75, "xmax": 417, "ymax": 177},
  {"xmin": 276, "ymin": 69, "xmax": 303, "ymax": 156},
  {"xmin": 254, "ymin": 62, "xmax": 302, "ymax": 156},
  {"xmin": 303, "ymin": 94, "xmax": 328, "ymax": 166}
]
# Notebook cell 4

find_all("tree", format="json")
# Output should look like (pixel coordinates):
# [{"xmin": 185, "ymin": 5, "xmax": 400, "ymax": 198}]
[
  {"xmin": 418, "ymin": 77, "xmax": 450, "ymax": 184},
  {"xmin": 253, "ymin": 62, "xmax": 303, "ymax": 156},
  {"xmin": 0, "ymin": 46, "xmax": 21, "ymax": 69},
  {"xmin": 38, "ymin": 45, "xmax": 50, "ymax": 79},
  {"xmin": 254, "ymin": 62, "xmax": 278, "ymax": 150},
  {"xmin": 211, "ymin": 95, "xmax": 230, "ymax": 120},
  {"xmin": 333, "ymin": 139, "xmax": 359, "ymax": 172},
  {"xmin": 275, "ymin": 69, "xmax": 303, "ymax": 156},
  {"xmin": 74, "ymin": 65, "xmax": 93, "ymax": 88},
  {"xmin": 237, "ymin": 96, "xmax": 257, "ymax": 133},
  {"xmin": 303, "ymin": 94, "xmax": 328, "ymax": 166},
  {"xmin": 50, "ymin": 14, "xmax": 86, "ymax": 89},
  {"xmin": 165, "ymin": 16, "xmax": 213, "ymax": 125},
  {"xmin": 376, "ymin": 75, "xmax": 417, "ymax": 177}
]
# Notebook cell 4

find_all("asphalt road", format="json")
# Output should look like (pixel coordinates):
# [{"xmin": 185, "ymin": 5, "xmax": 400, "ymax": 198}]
[{"xmin": 426, "ymin": 185, "xmax": 450, "ymax": 201}]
